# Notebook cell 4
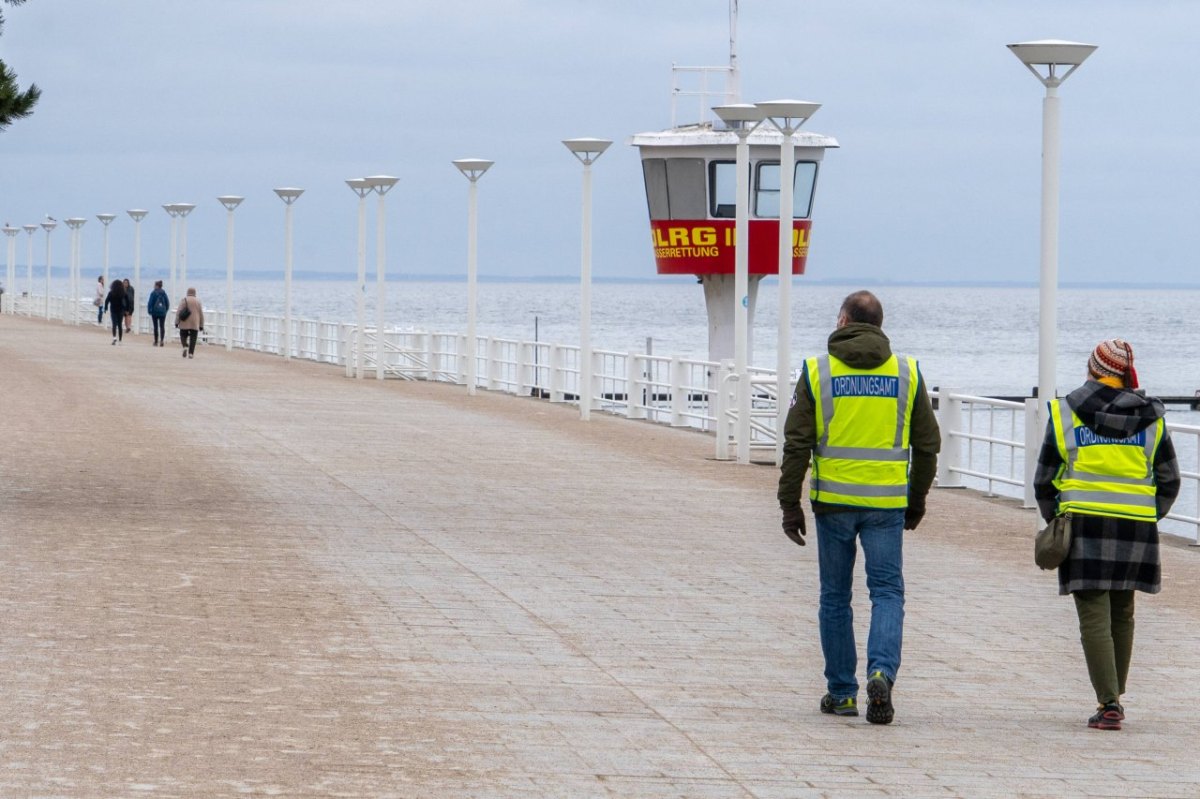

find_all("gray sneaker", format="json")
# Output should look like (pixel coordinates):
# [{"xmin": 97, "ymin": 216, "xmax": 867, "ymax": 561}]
[
  {"xmin": 820, "ymin": 693, "xmax": 858, "ymax": 717},
  {"xmin": 866, "ymin": 671, "xmax": 894, "ymax": 725}
]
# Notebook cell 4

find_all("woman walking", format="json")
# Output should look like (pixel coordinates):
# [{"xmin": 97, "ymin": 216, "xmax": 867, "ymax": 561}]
[
  {"xmin": 93, "ymin": 276, "xmax": 106, "ymax": 324},
  {"xmin": 147, "ymin": 280, "xmax": 169, "ymax": 346},
  {"xmin": 122, "ymin": 278, "xmax": 135, "ymax": 333},
  {"xmin": 1033, "ymin": 339, "xmax": 1180, "ymax": 731},
  {"xmin": 103, "ymin": 279, "xmax": 126, "ymax": 345},
  {"xmin": 175, "ymin": 287, "xmax": 204, "ymax": 359}
]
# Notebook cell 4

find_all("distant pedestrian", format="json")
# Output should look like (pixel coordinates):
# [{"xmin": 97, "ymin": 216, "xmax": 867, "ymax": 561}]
[
  {"xmin": 103, "ymin": 279, "xmax": 126, "ymax": 345},
  {"xmin": 147, "ymin": 280, "xmax": 169, "ymax": 347},
  {"xmin": 1033, "ymin": 339, "xmax": 1180, "ymax": 731},
  {"xmin": 93, "ymin": 276, "xmax": 105, "ymax": 324},
  {"xmin": 777, "ymin": 290, "xmax": 940, "ymax": 725},
  {"xmin": 122, "ymin": 278, "xmax": 135, "ymax": 333},
  {"xmin": 175, "ymin": 287, "xmax": 204, "ymax": 359}
]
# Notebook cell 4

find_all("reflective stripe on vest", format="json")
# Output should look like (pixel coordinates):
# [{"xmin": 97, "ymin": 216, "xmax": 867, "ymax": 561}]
[
  {"xmin": 1049, "ymin": 398, "xmax": 1162, "ymax": 521},
  {"xmin": 807, "ymin": 353, "xmax": 918, "ymax": 509}
]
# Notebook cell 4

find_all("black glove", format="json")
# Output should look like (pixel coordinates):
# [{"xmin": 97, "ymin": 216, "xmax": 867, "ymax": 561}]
[
  {"xmin": 904, "ymin": 496, "xmax": 926, "ymax": 531},
  {"xmin": 781, "ymin": 503, "xmax": 806, "ymax": 546}
]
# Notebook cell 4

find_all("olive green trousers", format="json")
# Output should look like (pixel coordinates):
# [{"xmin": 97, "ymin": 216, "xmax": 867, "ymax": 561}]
[{"xmin": 1072, "ymin": 589, "xmax": 1136, "ymax": 706}]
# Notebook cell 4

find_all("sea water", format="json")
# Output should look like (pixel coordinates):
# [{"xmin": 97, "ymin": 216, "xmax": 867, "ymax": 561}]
[{"xmin": 29, "ymin": 275, "xmax": 1200, "ymax": 400}]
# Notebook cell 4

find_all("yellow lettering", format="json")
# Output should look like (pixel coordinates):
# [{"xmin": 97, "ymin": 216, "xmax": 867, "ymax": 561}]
[
  {"xmin": 668, "ymin": 227, "xmax": 689, "ymax": 247},
  {"xmin": 793, "ymin": 228, "xmax": 809, "ymax": 247},
  {"xmin": 693, "ymin": 227, "xmax": 716, "ymax": 246}
]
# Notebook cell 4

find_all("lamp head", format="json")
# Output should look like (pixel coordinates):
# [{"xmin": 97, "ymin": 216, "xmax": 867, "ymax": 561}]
[
  {"xmin": 364, "ymin": 175, "xmax": 399, "ymax": 195},
  {"xmin": 453, "ymin": 159, "xmax": 494, "ymax": 181},
  {"xmin": 174, "ymin": 203, "xmax": 196, "ymax": 217},
  {"xmin": 41, "ymin": 220, "xmax": 56, "ymax": 231},
  {"xmin": 66, "ymin": 217, "xmax": 88, "ymax": 230},
  {"xmin": 273, "ymin": 188, "xmax": 304, "ymax": 204},
  {"xmin": 3, "ymin": 225, "xmax": 20, "ymax": 236},
  {"xmin": 562, "ymin": 138, "xmax": 612, "ymax": 165},
  {"xmin": 345, "ymin": 178, "xmax": 372, "ymax": 197},
  {"xmin": 96, "ymin": 213, "xmax": 116, "ymax": 225},
  {"xmin": 217, "ymin": 195, "xmax": 245, "ymax": 211},
  {"xmin": 755, "ymin": 100, "xmax": 821, "ymax": 132},
  {"xmin": 127, "ymin": 209, "xmax": 148, "ymax": 222},
  {"xmin": 713, "ymin": 103, "xmax": 766, "ymax": 131},
  {"xmin": 1008, "ymin": 40, "xmax": 1097, "ymax": 87}
]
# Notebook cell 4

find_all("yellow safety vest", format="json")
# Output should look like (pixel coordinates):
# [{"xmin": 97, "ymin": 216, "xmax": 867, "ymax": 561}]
[
  {"xmin": 1049, "ymin": 398, "xmax": 1162, "ymax": 522},
  {"xmin": 806, "ymin": 353, "xmax": 919, "ymax": 509}
]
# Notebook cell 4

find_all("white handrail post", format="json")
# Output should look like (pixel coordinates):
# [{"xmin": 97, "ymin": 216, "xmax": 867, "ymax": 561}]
[
  {"xmin": 715, "ymin": 359, "xmax": 734, "ymax": 460},
  {"xmin": 425, "ymin": 332, "xmax": 436, "ymax": 382},
  {"xmin": 1024, "ymin": 397, "xmax": 1041, "ymax": 510},
  {"xmin": 670, "ymin": 355, "xmax": 686, "ymax": 427},
  {"xmin": 550, "ymin": 344, "xmax": 564, "ymax": 402},
  {"xmin": 937, "ymin": 388, "xmax": 964, "ymax": 488},
  {"xmin": 626, "ymin": 352, "xmax": 643, "ymax": 419}
]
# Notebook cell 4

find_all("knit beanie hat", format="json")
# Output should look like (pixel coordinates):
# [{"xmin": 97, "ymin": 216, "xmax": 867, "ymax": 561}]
[{"xmin": 1088, "ymin": 338, "xmax": 1138, "ymax": 388}]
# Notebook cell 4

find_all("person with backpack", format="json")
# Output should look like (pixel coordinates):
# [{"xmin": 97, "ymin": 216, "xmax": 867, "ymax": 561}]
[{"xmin": 147, "ymin": 281, "xmax": 169, "ymax": 347}]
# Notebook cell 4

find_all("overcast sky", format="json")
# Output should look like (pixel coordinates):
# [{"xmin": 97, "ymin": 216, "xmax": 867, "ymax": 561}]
[{"xmin": 2, "ymin": 1, "xmax": 1197, "ymax": 285}]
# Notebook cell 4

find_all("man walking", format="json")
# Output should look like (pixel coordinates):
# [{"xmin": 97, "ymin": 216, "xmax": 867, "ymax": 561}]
[{"xmin": 777, "ymin": 290, "xmax": 940, "ymax": 724}]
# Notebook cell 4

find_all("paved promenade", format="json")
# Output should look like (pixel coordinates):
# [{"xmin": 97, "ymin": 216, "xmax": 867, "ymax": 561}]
[{"xmin": 2, "ymin": 313, "xmax": 1199, "ymax": 799}]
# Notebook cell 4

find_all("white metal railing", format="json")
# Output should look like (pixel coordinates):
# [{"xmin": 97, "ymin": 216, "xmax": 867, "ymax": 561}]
[
  {"xmin": 935, "ymin": 389, "xmax": 1200, "ymax": 541},
  {"xmin": 14, "ymin": 294, "xmax": 1198, "ymax": 541}
]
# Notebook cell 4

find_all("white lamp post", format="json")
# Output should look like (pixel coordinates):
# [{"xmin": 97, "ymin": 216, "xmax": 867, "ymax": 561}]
[
  {"xmin": 163, "ymin": 204, "xmax": 182, "ymax": 303},
  {"xmin": 22, "ymin": 224, "xmax": 37, "ymax": 313},
  {"xmin": 97, "ymin": 213, "xmax": 116, "ymax": 292},
  {"xmin": 217, "ymin": 196, "xmax": 244, "ymax": 351},
  {"xmin": 66, "ymin": 218, "xmax": 87, "ymax": 325},
  {"xmin": 40, "ymin": 219, "xmax": 56, "ymax": 320},
  {"xmin": 127, "ymin": 209, "xmax": 148, "ymax": 333},
  {"xmin": 562, "ymin": 138, "xmax": 611, "ymax": 421},
  {"xmin": 757, "ymin": 99, "xmax": 821, "ymax": 465},
  {"xmin": 273, "ymin": 188, "xmax": 303, "ymax": 360},
  {"xmin": 1008, "ymin": 39, "xmax": 1097, "ymax": 413},
  {"xmin": 364, "ymin": 175, "xmax": 398, "ymax": 381},
  {"xmin": 346, "ymin": 178, "xmax": 371, "ymax": 379},
  {"xmin": 175, "ymin": 203, "xmax": 195, "ymax": 290},
  {"xmin": 453, "ymin": 158, "xmax": 494, "ymax": 396},
  {"xmin": 713, "ymin": 103, "xmax": 766, "ymax": 464},
  {"xmin": 2, "ymin": 225, "xmax": 18, "ymax": 314}
]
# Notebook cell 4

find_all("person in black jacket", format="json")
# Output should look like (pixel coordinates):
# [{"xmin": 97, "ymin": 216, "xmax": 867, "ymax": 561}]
[
  {"xmin": 103, "ymin": 279, "xmax": 126, "ymax": 345},
  {"xmin": 122, "ymin": 278, "xmax": 135, "ymax": 333}
]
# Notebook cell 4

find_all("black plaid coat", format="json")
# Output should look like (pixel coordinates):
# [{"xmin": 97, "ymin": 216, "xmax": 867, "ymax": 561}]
[{"xmin": 1033, "ymin": 381, "xmax": 1180, "ymax": 596}]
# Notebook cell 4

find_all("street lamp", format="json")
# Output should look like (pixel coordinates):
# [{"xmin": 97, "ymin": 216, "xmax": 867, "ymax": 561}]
[
  {"xmin": 453, "ymin": 158, "xmax": 494, "ymax": 396},
  {"xmin": 22, "ymin": 224, "xmax": 37, "ymax": 313},
  {"xmin": 66, "ymin": 218, "xmax": 87, "ymax": 325},
  {"xmin": 40, "ymin": 219, "xmax": 57, "ymax": 319},
  {"xmin": 174, "ymin": 203, "xmax": 196, "ymax": 290},
  {"xmin": 163, "ymin": 204, "xmax": 182, "ymax": 303},
  {"xmin": 2, "ymin": 225, "xmax": 18, "ymax": 314},
  {"xmin": 346, "ymin": 178, "xmax": 372, "ymax": 379},
  {"xmin": 1008, "ymin": 39, "xmax": 1097, "ymax": 413},
  {"xmin": 127, "ymin": 209, "xmax": 148, "ymax": 333},
  {"xmin": 713, "ymin": 103, "xmax": 766, "ymax": 464},
  {"xmin": 218, "ymin": 196, "xmax": 244, "ymax": 351},
  {"xmin": 364, "ymin": 175, "xmax": 398, "ymax": 381},
  {"xmin": 562, "ymin": 137, "xmax": 611, "ymax": 421},
  {"xmin": 97, "ymin": 213, "xmax": 116, "ymax": 292},
  {"xmin": 273, "ymin": 188, "xmax": 303, "ymax": 360},
  {"xmin": 756, "ymin": 99, "xmax": 821, "ymax": 465}
]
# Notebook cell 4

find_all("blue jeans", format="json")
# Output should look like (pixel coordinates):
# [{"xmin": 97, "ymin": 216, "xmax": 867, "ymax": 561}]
[{"xmin": 816, "ymin": 509, "xmax": 905, "ymax": 699}]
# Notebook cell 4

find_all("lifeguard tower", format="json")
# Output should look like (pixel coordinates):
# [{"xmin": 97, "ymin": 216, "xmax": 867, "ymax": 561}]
[{"xmin": 628, "ymin": 7, "xmax": 838, "ymax": 367}]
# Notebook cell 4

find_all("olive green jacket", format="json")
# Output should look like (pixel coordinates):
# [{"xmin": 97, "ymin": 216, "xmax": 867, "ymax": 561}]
[{"xmin": 777, "ymin": 323, "xmax": 940, "ymax": 511}]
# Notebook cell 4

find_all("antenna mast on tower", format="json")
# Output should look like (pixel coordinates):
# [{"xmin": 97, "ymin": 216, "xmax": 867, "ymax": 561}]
[{"xmin": 728, "ymin": 0, "xmax": 740, "ymax": 103}]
